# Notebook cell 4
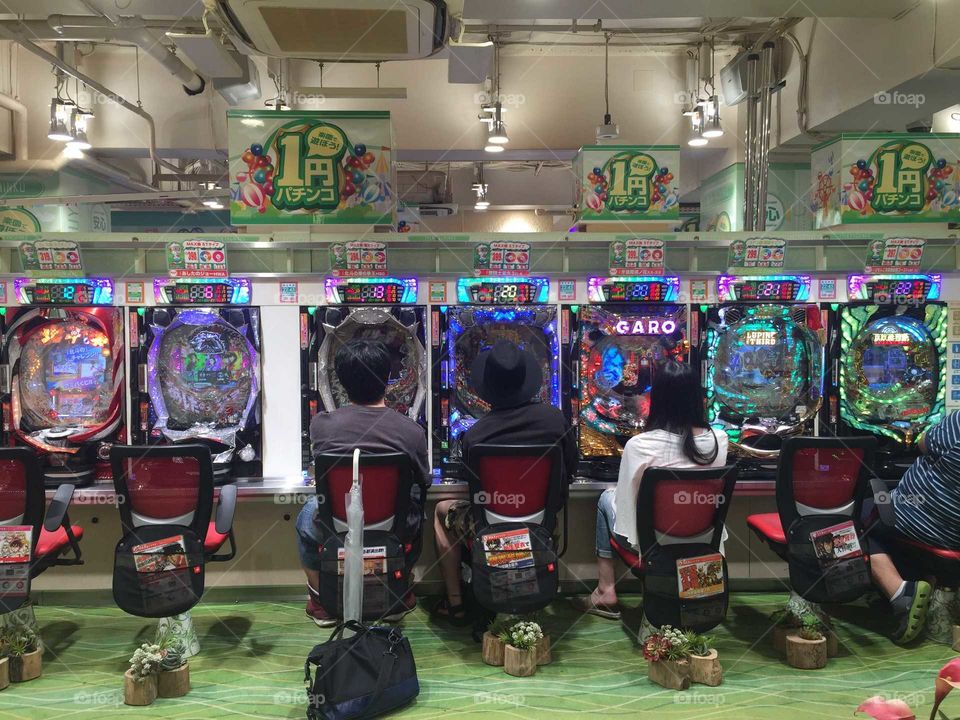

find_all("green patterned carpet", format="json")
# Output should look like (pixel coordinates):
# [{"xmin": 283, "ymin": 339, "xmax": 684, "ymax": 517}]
[{"xmin": 0, "ymin": 594, "xmax": 955, "ymax": 719}]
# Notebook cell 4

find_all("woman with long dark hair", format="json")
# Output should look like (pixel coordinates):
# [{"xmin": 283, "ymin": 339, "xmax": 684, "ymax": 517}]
[{"xmin": 573, "ymin": 360, "xmax": 728, "ymax": 619}]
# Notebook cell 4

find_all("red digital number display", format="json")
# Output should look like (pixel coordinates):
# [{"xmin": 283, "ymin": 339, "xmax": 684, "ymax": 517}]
[
  {"xmin": 471, "ymin": 282, "xmax": 533, "ymax": 304},
  {"xmin": 30, "ymin": 283, "xmax": 93, "ymax": 304},
  {"xmin": 607, "ymin": 281, "xmax": 665, "ymax": 302},
  {"xmin": 171, "ymin": 283, "xmax": 232, "ymax": 304},
  {"xmin": 737, "ymin": 280, "xmax": 799, "ymax": 301},
  {"xmin": 342, "ymin": 282, "xmax": 403, "ymax": 304},
  {"xmin": 866, "ymin": 280, "xmax": 928, "ymax": 302}
]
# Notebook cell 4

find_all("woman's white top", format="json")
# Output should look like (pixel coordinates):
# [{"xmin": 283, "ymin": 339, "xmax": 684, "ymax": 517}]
[{"xmin": 613, "ymin": 428, "xmax": 730, "ymax": 549}]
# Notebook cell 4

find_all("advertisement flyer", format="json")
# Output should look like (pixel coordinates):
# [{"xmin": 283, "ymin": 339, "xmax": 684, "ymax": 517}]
[
  {"xmin": 608, "ymin": 236, "xmax": 668, "ymax": 275},
  {"xmin": 677, "ymin": 553, "xmax": 725, "ymax": 599},
  {"xmin": 18, "ymin": 238, "xmax": 83, "ymax": 277},
  {"xmin": 863, "ymin": 237, "xmax": 926, "ymax": 273},
  {"xmin": 727, "ymin": 236, "xmax": 787, "ymax": 271},
  {"xmin": 167, "ymin": 239, "xmax": 228, "ymax": 278},
  {"xmin": 473, "ymin": 240, "xmax": 531, "ymax": 276},
  {"xmin": 329, "ymin": 241, "xmax": 388, "ymax": 277}
]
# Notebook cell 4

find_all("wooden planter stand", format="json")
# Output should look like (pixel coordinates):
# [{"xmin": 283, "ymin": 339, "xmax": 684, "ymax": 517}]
[
  {"xmin": 785, "ymin": 634, "xmax": 827, "ymax": 670},
  {"xmin": 0, "ymin": 657, "xmax": 8, "ymax": 690},
  {"xmin": 824, "ymin": 630, "xmax": 839, "ymax": 658},
  {"xmin": 158, "ymin": 664, "xmax": 190, "ymax": 698},
  {"xmin": 124, "ymin": 670, "xmax": 158, "ymax": 706},
  {"xmin": 952, "ymin": 625, "xmax": 960, "ymax": 652},
  {"xmin": 772, "ymin": 625, "xmax": 796, "ymax": 656},
  {"xmin": 536, "ymin": 634, "xmax": 552, "ymax": 666},
  {"xmin": 482, "ymin": 633, "xmax": 505, "ymax": 667},
  {"xmin": 9, "ymin": 650, "xmax": 41, "ymax": 683},
  {"xmin": 504, "ymin": 645, "xmax": 537, "ymax": 677},
  {"xmin": 689, "ymin": 650, "xmax": 722, "ymax": 686},
  {"xmin": 648, "ymin": 659, "xmax": 690, "ymax": 690}
]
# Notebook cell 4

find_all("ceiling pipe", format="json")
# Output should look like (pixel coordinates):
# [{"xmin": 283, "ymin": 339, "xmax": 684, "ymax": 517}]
[
  {"xmin": 4, "ymin": 15, "xmax": 205, "ymax": 95},
  {"xmin": 0, "ymin": 23, "xmax": 181, "ymax": 186}
]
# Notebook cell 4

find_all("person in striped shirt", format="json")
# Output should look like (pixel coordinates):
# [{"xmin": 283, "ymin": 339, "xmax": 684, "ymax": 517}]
[{"xmin": 867, "ymin": 410, "xmax": 960, "ymax": 643}]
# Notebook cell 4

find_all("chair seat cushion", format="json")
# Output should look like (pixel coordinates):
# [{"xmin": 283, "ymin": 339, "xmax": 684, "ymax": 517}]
[
  {"xmin": 37, "ymin": 525, "xmax": 84, "ymax": 558},
  {"xmin": 204, "ymin": 522, "xmax": 229, "ymax": 554},
  {"xmin": 746, "ymin": 513, "xmax": 786, "ymax": 545},
  {"xmin": 609, "ymin": 536, "xmax": 644, "ymax": 571},
  {"xmin": 900, "ymin": 536, "xmax": 960, "ymax": 561}
]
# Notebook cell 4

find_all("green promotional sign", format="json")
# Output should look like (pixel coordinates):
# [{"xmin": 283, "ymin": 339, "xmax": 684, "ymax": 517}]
[
  {"xmin": 700, "ymin": 163, "xmax": 812, "ymax": 232},
  {"xmin": 812, "ymin": 133, "xmax": 960, "ymax": 227},
  {"xmin": 0, "ymin": 208, "xmax": 41, "ymax": 233},
  {"xmin": 576, "ymin": 145, "xmax": 679, "ymax": 222},
  {"xmin": 227, "ymin": 110, "xmax": 395, "ymax": 225},
  {"xmin": 18, "ymin": 238, "xmax": 83, "ymax": 277},
  {"xmin": 727, "ymin": 236, "xmax": 786, "ymax": 272}
]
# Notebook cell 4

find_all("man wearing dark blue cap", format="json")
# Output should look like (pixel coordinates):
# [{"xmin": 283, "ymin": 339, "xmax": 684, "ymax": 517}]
[{"xmin": 432, "ymin": 339, "xmax": 575, "ymax": 624}]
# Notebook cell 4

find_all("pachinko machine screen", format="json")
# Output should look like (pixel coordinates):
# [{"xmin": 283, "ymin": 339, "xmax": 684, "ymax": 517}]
[
  {"xmin": 14, "ymin": 278, "xmax": 114, "ymax": 306},
  {"xmin": 838, "ymin": 275, "xmax": 945, "ymax": 445},
  {"xmin": 705, "ymin": 277, "xmax": 822, "ymax": 450},
  {"xmin": 576, "ymin": 302, "xmax": 687, "ymax": 460}
]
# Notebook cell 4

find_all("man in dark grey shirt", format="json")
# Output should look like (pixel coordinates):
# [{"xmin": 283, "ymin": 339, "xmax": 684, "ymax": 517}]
[{"xmin": 296, "ymin": 339, "xmax": 429, "ymax": 626}]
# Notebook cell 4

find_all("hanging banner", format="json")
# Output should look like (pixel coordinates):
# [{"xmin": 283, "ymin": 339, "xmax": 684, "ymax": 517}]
[
  {"xmin": 727, "ymin": 237, "xmax": 786, "ymax": 272},
  {"xmin": 18, "ymin": 238, "xmax": 83, "ymax": 277},
  {"xmin": 167, "ymin": 239, "xmax": 228, "ymax": 278},
  {"xmin": 227, "ymin": 110, "xmax": 395, "ymax": 226},
  {"xmin": 329, "ymin": 241, "xmax": 388, "ymax": 277},
  {"xmin": 864, "ymin": 237, "xmax": 926, "ymax": 273},
  {"xmin": 812, "ymin": 133, "xmax": 960, "ymax": 227},
  {"xmin": 473, "ymin": 240, "xmax": 531, "ymax": 276},
  {"xmin": 608, "ymin": 236, "xmax": 667, "ymax": 275},
  {"xmin": 575, "ymin": 145, "xmax": 680, "ymax": 223}
]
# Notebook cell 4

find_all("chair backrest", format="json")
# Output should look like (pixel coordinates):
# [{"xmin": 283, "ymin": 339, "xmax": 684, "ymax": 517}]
[
  {"xmin": 465, "ymin": 444, "xmax": 564, "ymax": 530},
  {"xmin": 0, "ymin": 447, "xmax": 44, "ymax": 553},
  {"xmin": 635, "ymin": 465, "xmax": 739, "ymax": 552},
  {"xmin": 313, "ymin": 453, "xmax": 413, "ymax": 536},
  {"xmin": 110, "ymin": 444, "xmax": 214, "ymax": 540},
  {"xmin": 775, "ymin": 436, "xmax": 877, "ymax": 531}
]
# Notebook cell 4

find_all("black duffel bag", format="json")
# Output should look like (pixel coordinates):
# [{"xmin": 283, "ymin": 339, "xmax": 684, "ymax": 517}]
[{"xmin": 304, "ymin": 621, "xmax": 419, "ymax": 720}]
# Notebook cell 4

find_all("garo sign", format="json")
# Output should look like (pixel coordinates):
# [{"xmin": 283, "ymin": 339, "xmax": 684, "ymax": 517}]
[{"xmin": 613, "ymin": 318, "xmax": 678, "ymax": 335}]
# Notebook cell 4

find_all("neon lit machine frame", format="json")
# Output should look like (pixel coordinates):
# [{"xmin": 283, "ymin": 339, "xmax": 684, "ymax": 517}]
[
  {"xmin": 130, "ymin": 277, "xmax": 262, "ymax": 482},
  {"xmin": 701, "ymin": 275, "xmax": 824, "ymax": 476},
  {"xmin": 299, "ymin": 277, "xmax": 428, "ymax": 469},
  {"xmin": 823, "ymin": 273, "xmax": 946, "ymax": 478},
  {"xmin": 3, "ymin": 277, "xmax": 123, "ymax": 487},
  {"xmin": 432, "ymin": 277, "xmax": 559, "ymax": 480},
  {"xmin": 563, "ymin": 276, "xmax": 689, "ymax": 480}
]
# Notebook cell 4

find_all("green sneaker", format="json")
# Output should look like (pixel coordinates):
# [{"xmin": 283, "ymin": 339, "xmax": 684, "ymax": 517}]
[{"xmin": 891, "ymin": 580, "xmax": 932, "ymax": 644}]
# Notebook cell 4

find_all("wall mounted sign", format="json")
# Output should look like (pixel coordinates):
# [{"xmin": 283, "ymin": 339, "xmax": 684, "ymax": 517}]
[
  {"xmin": 0, "ymin": 208, "xmax": 41, "ymax": 233},
  {"xmin": 18, "ymin": 238, "xmax": 83, "ymax": 277},
  {"xmin": 608, "ymin": 236, "xmax": 668, "ymax": 275},
  {"xmin": 727, "ymin": 237, "xmax": 786, "ymax": 272},
  {"xmin": 227, "ymin": 110, "xmax": 395, "ymax": 225},
  {"xmin": 125, "ymin": 281, "xmax": 144, "ymax": 304},
  {"xmin": 864, "ymin": 237, "xmax": 926, "ymax": 273},
  {"xmin": 429, "ymin": 281, "xmax": 446, "ymax": 303},
  {"xmin": 559, "ymin": 279, "xmax": 576, "ymax": 301},
  {"xmin": 473, "ymin": 240, "xmax": 531, "ymax": 276},
  {"xmin": 812, "ymin": 133, "xmax": 960, "ymax": 227},
  {"xmin": 167, "ymin": 239, "xmax": 228, "ymax": 278},
  {"xmin": 280, "ymin": 281, "xmax": 299, "ymax": 303},
  {"xmin": 575, "ymin": 145, "xmax": 679, "ymax": 222},
  {"xmin": 329, "ymin": 241, "xmax": 388, "ymax": 277}
]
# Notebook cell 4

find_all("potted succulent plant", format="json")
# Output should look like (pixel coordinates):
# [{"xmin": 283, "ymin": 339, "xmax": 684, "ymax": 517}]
[
  {"xmin": 157, "ymin": 638, "xmax": 190, "ymax": 698},
  {"xmin": 785, "ymin": 613, "xmax": 828, "ymax": 669},
  {"xmin": 482, "ymin": 617, "xmax": 510, "ymax": 667},
  {"xmin": 685, "ymin": 631, "xmax": 722, "ymax": 686},
  {"xmin": 124, "ymin": 642, "xmax": 161, "ymax": 706},
  {"xmin": 644, "ymin": 626, "xmax": 691, "ymax": 691},
  {"xmin": 502, "ymin": 621, "xmax": 543, "ymax": 677},
  {"xmin": 7, "ymin": 627, "xmax": 41, "ymax": 683}
]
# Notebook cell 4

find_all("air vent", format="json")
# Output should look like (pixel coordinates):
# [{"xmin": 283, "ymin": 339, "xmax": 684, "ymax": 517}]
[{"xmin": 220, "ymin": 0, "xmax": 447, "ymax": 60}]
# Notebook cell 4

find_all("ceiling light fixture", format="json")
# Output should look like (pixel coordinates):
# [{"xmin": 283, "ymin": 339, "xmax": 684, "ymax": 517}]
[
  {"xmin": 47, "ymin": 99, "xmax": 73, "ymax": 142},
  {"xmin": 473, "ymin": 163, "xmax": 490, "ymax": 209},
  {"xmin": 596, "ymin": 34, "xmax": 619, "ymax": 141},
  {"xmin": 482, "ymin": 42, "xmax": 510, "ymax": 153},
  {"xmin": 66, "ymin": 108, "xmax": 93, "ymax": 150},
  {"xmin": 687, "ymin": 107, "xmax": 708, "ymax": 147},
  {"xmin": 702, "ymin": 95, "xmax": 724, "ymax": 138}
]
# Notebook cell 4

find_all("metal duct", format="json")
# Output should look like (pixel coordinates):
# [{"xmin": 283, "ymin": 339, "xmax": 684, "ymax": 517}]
[
  {"xmin": 755, "ymin": 41, "xmax": 775, "ymax": 231},
  {"xmin": 743, "ymin": 53, "xmax": 758, "ymax": 231}
]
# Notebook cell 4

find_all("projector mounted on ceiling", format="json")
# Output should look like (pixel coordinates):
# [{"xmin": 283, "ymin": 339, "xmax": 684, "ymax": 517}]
[{"xmin": 218, "ymin": 0, "xmax": 448, "ymax": 61}]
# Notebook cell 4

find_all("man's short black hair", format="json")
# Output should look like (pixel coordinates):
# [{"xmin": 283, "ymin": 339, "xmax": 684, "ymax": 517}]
[{"xmin": 335, "ymin": 339, "xmax": 390, "ymax": 405}]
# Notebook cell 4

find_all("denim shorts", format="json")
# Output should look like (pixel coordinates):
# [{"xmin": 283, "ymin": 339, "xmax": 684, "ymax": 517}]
[{"xmin": 596, "ymin": 488, "xmax": 632, "ymax": 559}]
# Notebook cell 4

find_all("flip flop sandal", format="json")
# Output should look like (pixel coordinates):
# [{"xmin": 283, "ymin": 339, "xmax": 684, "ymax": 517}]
[
  {"xmin": 433, "ymin": 598, "xmax": 471, "ymax": 627},
  {"xmin": 899, "ymin": 580, "xmax": 932, "ymax": 644},
  {"xmin": 571, "ymin": 595, "xmax": 621, "ymax": 620}
]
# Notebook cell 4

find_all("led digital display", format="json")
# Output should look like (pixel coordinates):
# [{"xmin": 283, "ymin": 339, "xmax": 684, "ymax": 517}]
[
  {"xmin": 14, "ymin": 278, "xmax": 114, "ymax": 306},
  {"xmin": 865, "ymin": 279, "xmax": 930, "ymax": 303},
  {"xmin": 587, "ymin": 276, "xmax": 680, "ymax": 303},
  {"xmin": 717, "ymin": 275, "xmax": 811, "ymax": 303},
  {"xmin": 171, "ymin": 282, "xmax": 233, "ymax": 305},
  {"xmin": 30, "ymin": 283, "xmax": 94, "ymax": 305},
  {"xmin": 468, "ymin": 281, "xmax": 534, "ymax": 304},
  {"xmin": 342, "ymin": 281, "xmax": 405, "ymax": 304},
  {"xmin": 736, "ymin": 280, "xmax": 802, "ymax": 301}
]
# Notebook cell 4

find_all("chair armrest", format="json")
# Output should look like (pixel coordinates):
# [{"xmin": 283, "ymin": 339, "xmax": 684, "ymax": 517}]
[
  {"xmin": 869, "ymin": 477, "xmax": 896, "ymax": 527},
  {"xmin": 215, "ymin": 483, "xmax": 238, "ymax": 535},
  {"xmin": 44, "ymin": 483, "xmax": 75, "ymax": 532}
]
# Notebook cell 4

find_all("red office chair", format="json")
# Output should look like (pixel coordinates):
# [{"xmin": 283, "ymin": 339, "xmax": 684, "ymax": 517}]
[
  {"xmin": 868, "ymin": 477, "xmax": 960, "ymax": 587},
  {"xmin": 0, "ymin": 447, "xmax": 82, "ymax": 612},
  {"xmin": 747, "ymin": 436, "xmax": 876, "ymax": 602},
  {"xmin": 313, "ymin": 452, "xmax": 421, "ymax": 620},
  {"xmin": 110, "ymin": 444, "xmax": 237, "ymax": 563}
]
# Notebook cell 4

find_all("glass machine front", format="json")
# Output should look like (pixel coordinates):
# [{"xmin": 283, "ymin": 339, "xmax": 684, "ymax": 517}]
[
  {"xmin": 433, "ymin": 277, "xmax": 559, "ymax": 478},
  {"xmin": 132, "ymin": 278, "xmax": 262, "ymax": 480},
  {"xmin": 4, "ymin": 278, "xmax": 123, "ymax": 486},
  {"xmin": 827, "ymin": 274, "xmax": 946, "ymax": 470},
  {"xmin": 565, "ymin": 276, "xmax": 688, "ymax": 479},
  {"xmin": 704, "ymin": 275, "xmax": 824, "ymax": 460},
  {"xmin": 300, "ymin": 277, "xmax": 427, "ymax": 469}
]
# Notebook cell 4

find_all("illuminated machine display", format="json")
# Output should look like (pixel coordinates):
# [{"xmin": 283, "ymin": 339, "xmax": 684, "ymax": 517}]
[
  {"xmin": 433, "ymin": 277, "xmax": 559, "ymax": 478},
  {"xmin": 300, "ymin": 277, "xmax": 427, "ymax": 468},
  {"xmin": 3, "ymin": 278, "xmax": 123, "ymax": 486},
  {"xmin": 703, "ymin": 275, "xmax": 824, "ymax": 462},
  {"xmin": 131, "ymin": 278, "xmax": 261, "ymax": 481},
  {"xmin": 824, "ymin": 274, "xmax": 946, "ymax": 474},
  {"xmin": 564, "ymin": 276, "xmax": 688, "ymax": 479}
]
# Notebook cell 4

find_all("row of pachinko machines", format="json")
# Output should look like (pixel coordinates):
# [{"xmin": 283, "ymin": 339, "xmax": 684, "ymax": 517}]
[{"xmin": 0, "ymin": 272, "xmax": 947, "ymax": 487}]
